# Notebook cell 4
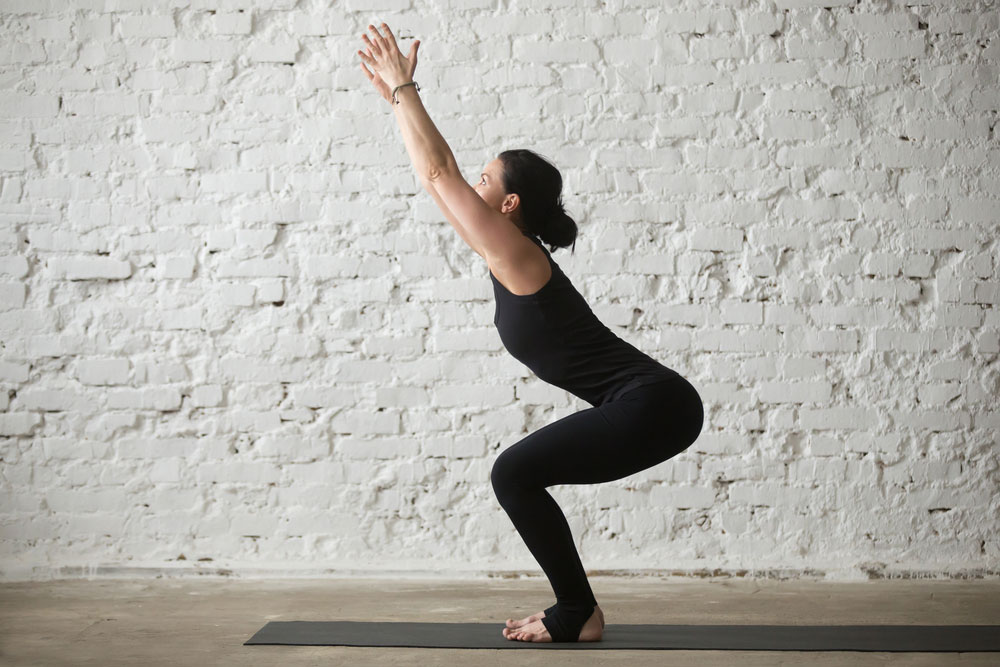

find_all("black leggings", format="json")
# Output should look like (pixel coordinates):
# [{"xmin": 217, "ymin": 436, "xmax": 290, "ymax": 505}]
[{"xmin": 490, "ymin": 372, "xmax": 704, "ymax": 642}]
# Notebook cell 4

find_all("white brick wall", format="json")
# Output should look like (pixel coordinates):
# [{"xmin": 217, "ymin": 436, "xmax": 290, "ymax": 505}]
[{"xmin": 0, "ymin": 1, "xmax": 997, "ymax": 582}]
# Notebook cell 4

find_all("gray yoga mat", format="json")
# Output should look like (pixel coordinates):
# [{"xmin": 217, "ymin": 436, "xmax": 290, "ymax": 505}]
[{"xmin": 244, "ymin": 621, "xmax": 1000, "ymax": 651}]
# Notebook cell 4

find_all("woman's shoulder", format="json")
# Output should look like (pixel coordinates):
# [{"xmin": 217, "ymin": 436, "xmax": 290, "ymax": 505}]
[{"xmin": 487, "ymin": 234, "xmax": 553, "ymax": 297}]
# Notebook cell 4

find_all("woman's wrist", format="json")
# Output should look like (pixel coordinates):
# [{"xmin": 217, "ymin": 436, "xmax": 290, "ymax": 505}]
[{"xmin": 390, "ymin": 80, "xmax": 420, "ymax": 105}]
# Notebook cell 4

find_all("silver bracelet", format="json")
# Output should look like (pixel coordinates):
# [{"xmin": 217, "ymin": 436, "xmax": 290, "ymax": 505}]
[{"xmin": 392, "ymin": 80, "xmax": 420, "ymax": 104}]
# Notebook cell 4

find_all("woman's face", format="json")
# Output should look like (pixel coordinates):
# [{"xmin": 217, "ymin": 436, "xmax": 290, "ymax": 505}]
[{"xmin": 474, "ymin": 157, "xmax": 518, "ymax": 216}]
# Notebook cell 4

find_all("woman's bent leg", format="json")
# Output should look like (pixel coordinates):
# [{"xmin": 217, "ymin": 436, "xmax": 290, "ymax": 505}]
[{"xmin": 490, "ymin": 375, "xmax": 704, "ymax": 642}]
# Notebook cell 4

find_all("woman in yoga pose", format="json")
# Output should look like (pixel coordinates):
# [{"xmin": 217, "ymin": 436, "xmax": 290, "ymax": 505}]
[{"xmin": 359, "ymin": 24, "xmax": 704, "ymax": 643}]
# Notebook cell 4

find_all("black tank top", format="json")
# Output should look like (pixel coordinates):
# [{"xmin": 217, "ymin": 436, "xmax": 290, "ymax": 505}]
[{"xmin": 491, "ymin": 232, "xmax": 678, "ymax": 407}]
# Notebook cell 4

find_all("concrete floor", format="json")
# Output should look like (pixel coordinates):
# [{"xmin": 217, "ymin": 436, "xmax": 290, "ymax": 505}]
[{"xmin": 1, "ymin": 576, "xmax": 998, "ymax": 666}]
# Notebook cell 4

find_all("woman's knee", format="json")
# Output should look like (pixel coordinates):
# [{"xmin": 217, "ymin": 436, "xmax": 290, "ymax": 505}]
[
  {"xmin": 490, "ymin": 448, "xmax": 518, "ymax": 494},
  {"xmin": 685, "ymin": 388, "xmax": 705, "ymax": 445}
]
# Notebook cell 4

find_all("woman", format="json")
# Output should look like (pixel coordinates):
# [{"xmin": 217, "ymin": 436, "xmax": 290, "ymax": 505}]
[{"xmin": 358, "ymin": 24, "xmax": 704, "ymax": 643}]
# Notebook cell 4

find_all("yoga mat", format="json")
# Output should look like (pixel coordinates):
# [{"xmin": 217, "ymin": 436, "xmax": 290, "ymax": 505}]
[{"xmin": 244, "ymin": 621, "xmax": 1000, "ymax": 651}]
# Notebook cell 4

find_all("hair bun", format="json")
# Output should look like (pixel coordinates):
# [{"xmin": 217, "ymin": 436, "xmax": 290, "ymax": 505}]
[{"xmin": 497, "ymin": 148, "xmax": 578, "ymax": 254}]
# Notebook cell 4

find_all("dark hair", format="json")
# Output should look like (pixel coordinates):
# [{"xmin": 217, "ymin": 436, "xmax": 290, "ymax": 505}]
[{"xmin": 497, "ymin": 149, "xmax": 578, "ymax": 254}]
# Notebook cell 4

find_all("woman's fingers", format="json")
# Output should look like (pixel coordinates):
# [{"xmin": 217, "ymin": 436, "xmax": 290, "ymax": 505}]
[
  {"xmin": 367, "ymin": 24, "xmax": 387, "ymax": 52},
  {"xmin": 408, "ymin": 40, "xmax": 419, "ymax": 70},
  {"xmin": 359, "ymin": 60, "xmax": 374, "ymax": 81},
  {"xmin": 362, "ymin": 33, "xmax": 380, "ymax": 56},
  {"xmin": 361, "ymin": 22, "xmax": 412, "ymax": 78},
  {"xmin": 380, "ymin": 23, "xmax": 399, "ymax": 51}
]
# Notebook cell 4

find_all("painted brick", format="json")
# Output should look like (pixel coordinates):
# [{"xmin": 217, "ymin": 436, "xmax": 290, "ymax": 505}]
[{"xmin": 0, "ymin": 1, "xmax": 994, "ymax": 584}]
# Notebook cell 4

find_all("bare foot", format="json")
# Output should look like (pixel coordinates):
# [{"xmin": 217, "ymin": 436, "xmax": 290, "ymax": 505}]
[
  {"xmin": 502, "ymin": 605, "xmax": 603, "ymax": 642},
  {"xmin": 506, "ymin": 604, "xmax": 604, "ymax": 630}
]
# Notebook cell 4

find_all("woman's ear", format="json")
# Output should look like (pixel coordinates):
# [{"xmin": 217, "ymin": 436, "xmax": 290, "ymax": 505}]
[{"xmin": 503, "ymin": 193, "xmax": 519, "ymax": 213}]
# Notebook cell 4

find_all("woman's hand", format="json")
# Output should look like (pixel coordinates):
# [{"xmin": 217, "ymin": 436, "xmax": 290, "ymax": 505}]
[{"xmin": 358, "ymin": 22, "xmax": 420, "ymax": 104}]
